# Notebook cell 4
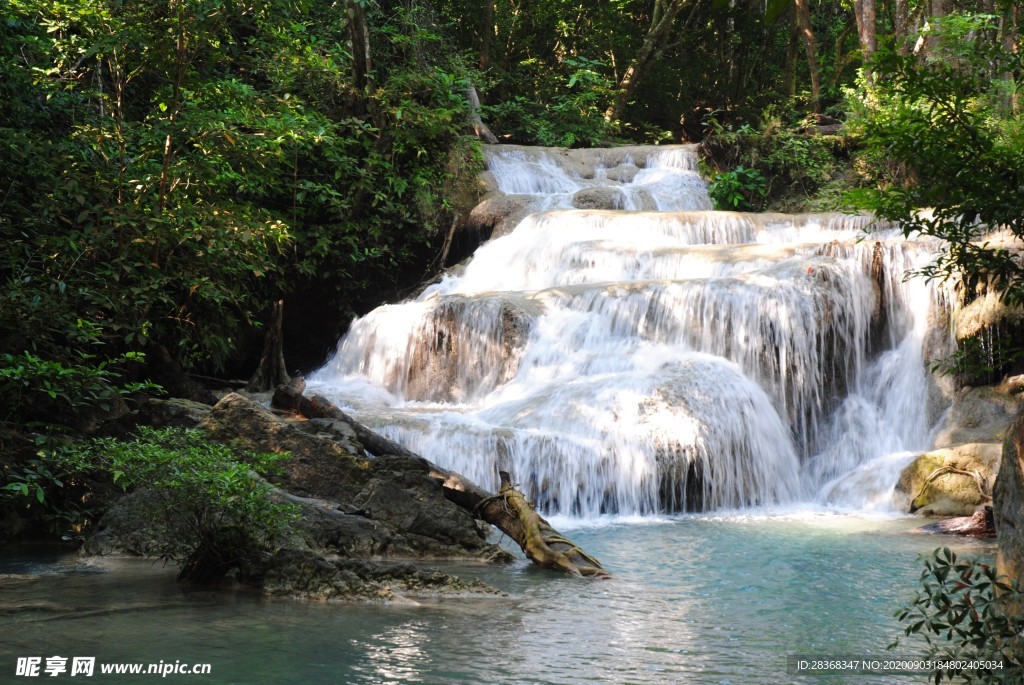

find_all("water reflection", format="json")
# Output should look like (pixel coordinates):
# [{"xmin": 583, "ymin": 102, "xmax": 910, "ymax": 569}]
[{"xmin": 0, "ymin": 516, "xmax": 994, "ymax": 685}]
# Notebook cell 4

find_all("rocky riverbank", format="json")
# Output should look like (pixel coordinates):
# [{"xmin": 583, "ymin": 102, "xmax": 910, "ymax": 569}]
[{"xmin": 81, "ymin": 393, "xmax": 512, "ymax": 601}]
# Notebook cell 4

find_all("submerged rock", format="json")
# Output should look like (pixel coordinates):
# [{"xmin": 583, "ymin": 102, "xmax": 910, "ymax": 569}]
[{"xmin": 260, "ymin": 549, "xmax": 503, "ymax": 601}]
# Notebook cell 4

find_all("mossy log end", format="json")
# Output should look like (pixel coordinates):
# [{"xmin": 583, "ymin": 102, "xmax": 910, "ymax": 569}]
[{"xmin": 271, "ymin": 378, "xmax": 610, "ymax": 579}]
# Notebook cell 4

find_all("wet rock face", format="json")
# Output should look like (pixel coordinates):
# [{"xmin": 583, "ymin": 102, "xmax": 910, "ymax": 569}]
[
  {"xmin": 995, "ymin": 414, "xmax": 1024, "ymax": 584},
  {"xmin": 405, "ymin": 299, "xmax": 534, "ymax": 403},
  {"xmin": 467, "ymin": 193, "xmax": 536, "ymax": 240},
  {"xmin": 932, "ymin": 386, "xmax": 1024, "ymax": 448}
]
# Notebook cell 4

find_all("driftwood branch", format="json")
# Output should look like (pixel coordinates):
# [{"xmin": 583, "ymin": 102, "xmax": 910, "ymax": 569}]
[{"xmin": 272, "ymin": 378, "xmax": 610, "ymax": 578}]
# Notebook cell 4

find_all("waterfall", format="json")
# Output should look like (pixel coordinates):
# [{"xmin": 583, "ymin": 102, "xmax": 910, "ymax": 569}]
[{"xmin": 311, "ymin": 145, "xmax": 948, "ymax": 517}]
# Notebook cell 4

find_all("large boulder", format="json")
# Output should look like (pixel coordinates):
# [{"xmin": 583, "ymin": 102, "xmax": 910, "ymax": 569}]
[
  {"xmin": 571, "ymin": 187, "xmax": 626, "ymax": 210},
  {"xmin": 199, "ymin": 393, "xmax": 499, "ymax": 558},
  {"xmin": 895, "ymin": 443, "xmax": 1000, "ymax": 516},
  {"xmin": 995, "ymin": 413, "xmax": 1024, "ymax": 584}
]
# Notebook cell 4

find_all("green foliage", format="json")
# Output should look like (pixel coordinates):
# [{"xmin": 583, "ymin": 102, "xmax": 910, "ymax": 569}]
[
  {"xmin": 708, "ymin": 166, "xmax": 767, "ymax": 211},
  {"xmin": 0, "ymin": 0, "xmax": 481, "ymax": 383},
  {"xmin": 55, "ymin": 427, "xmax": 297, "ymax": 583},
  {"xmin": 894, "ymin": 548, "xmax": 1024, "ymax": 684},
  {"xmin": 0, "ymin": 457, "xmax": 93, "ymax": 540},
  {"xmin": 0, "ymin": 351, "xmax": 160, "ymax": 429},
  {"xmin": 847, "ymin": 15, "xmax": 1024, "ymax": 306},
  {"xmin": 929, "ymin": 330, "xmax": 1024, "ymax": 386},
  {"xmin": 703, "ymin": 111, "xmax": 842, "ymax": 211},
  {"xmin": 483, "ymin": 56, "xmax": 619, "ymax": 147}
]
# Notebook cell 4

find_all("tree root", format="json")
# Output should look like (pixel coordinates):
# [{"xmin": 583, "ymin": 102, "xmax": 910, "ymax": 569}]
[{"xmin": 910, "ymin": 464, "xmax": 991, "ymax": 513}]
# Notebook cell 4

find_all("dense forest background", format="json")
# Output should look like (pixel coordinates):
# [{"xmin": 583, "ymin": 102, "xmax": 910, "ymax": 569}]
[{"xmin": 1, "ymin": 0, "xmax": 1022, "ymax": 426}]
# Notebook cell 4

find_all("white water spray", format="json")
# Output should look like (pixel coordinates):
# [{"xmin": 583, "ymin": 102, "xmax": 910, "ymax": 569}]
[{"xmin": 312, "ymin": 145, "xmax": 947, "ymax": 517}]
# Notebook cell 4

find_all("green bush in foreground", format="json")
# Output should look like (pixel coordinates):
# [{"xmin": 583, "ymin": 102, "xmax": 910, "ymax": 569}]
[
  {"xmin": 55, "ymin": 427, "xmax": 296, "ymax": 584},
  {"xmin": 894, "ymin": 548, "xmax": 1024, "ymax": 684}
]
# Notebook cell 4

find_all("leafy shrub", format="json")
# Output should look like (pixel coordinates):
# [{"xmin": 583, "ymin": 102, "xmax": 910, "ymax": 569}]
[
  {"xmin": 894, "ymin": 548, "xmax": 1024, "ymax": 684},
  {"xmin": 54, "ymin": 427, "xmax": 297, "ymax": 584},
  {"xmin": 484, "ymin": 56, "xmax": 619, "ymax": 147},
  {"xmin": 701, "ymin": 111, "xmax": 842, "ymax": 210},
  {"xmin": 708, "ymin": 166, "xmax": 767, "ymax": 211},
  {"xmin": 0, "ymin": 351, "xmax": 160, "ymax": 429},
  {"xmin": 0, "ymin": 457, "xmax": 94, "ymax": 540}
]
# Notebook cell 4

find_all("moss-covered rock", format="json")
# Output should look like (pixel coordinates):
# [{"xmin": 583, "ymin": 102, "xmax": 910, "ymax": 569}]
[{"xmin": 895, "ymin": 443, "xmax": 1000, "ymax": 516}]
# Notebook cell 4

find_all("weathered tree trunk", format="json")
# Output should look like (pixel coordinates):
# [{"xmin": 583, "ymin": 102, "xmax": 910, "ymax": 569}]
[
  {"xmin": 246, "ymin": 299, "xmax": 290, "ymax": 392},
  {"xmin": 465, "ymin": 84, "xmax": 499, "ymax": 144},
  {"xmin": 893, "ymin": 0, "xmax": 911, "ymax": 54},
  {"xmin": 783, "ymin": 19, "xmax": 800, "ymax": 99},
  {"xmin": 478, "ymin": 472, "xmax": 611, "ymax": 577},
  {"xmin": 348, "ymin": 0, "xmax": 373, "ymax": 93},
  {"xmin": 272, "ymin": 378, "xmax": 611, "ymax": 578},
  {"xmin": 605, "ymin": 0, "xmax": 690, "ymax": 122},
  {"xmin": 794, "ymin": 0, "xmax": 822, "ymax": 112}
]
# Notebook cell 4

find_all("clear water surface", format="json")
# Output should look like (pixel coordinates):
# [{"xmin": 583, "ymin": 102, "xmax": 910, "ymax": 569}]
[{"xmin": 1, "ymin": 512, "xmax": 992, "ymax": 685}]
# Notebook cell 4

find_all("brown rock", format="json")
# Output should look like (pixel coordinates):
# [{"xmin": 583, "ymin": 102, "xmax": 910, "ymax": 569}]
[{"xmin": 995, "ymin": 413, "xmax": 1024, "ymax": 584}]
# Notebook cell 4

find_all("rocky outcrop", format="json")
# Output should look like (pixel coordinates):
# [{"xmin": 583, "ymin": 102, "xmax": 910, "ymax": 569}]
[
  {"xmin": 895, "ymin": 384, "xmax": 1024, "ymax": 519},
  {"xmin": 83, "ymin": 392, "xmax": 511, "ymax": 599},
  {"xmin": 931, "ymin": 386, "xmax": 1024, "ymax": 448},
  {"xmin": 467, "ymin": 193, "xmax": 536, "ymax": 240},
  {"xmin": 995, "ymin": 413, "xmax": 1024, "ymax": 584},
  {"xmin": 199, "ymin": 393, "xmax": 501, "ymax": 558},
  {"xmin": 895, "ymin": 444, "xmax": 999, "ymax": 516}
]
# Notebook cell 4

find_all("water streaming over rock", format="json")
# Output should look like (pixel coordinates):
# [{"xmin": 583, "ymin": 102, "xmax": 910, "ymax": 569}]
[{"xmin": 311, "ymin": 145, "xmax": 949, "ymax": 517}]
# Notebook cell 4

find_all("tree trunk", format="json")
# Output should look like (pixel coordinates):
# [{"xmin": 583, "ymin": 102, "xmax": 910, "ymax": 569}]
[
  {"xmin": 793, "ymin": 0, "xmax": 822, "ymax": 112},
  {"xmin": 479, "ymin": 0, "xmax": 494, "ymax": 71},
  {"xmin": 348, "ymin": 1, "xmax": 373, "ymax": 93},
  {"xmin": 465, "ymin": 84, "xmax": 499, "ymax": 143},
  {"xmin": 272, "ymin": 378, "xmax": 611, "ymax": 579},
  {"xmin": 783, "ymin": 19, "xmax": 799, "ymax": 99},
  {"xmin": 920, "ymin": 0, "xmax": 952, "ymax": 56},
  {"xmin": 605, "ymin": 0, "xmax": 689, "ymax": 122},
  {"xmin": 852, "ymin": 0, "xmax": 877, "ymax": 79},
  {"xmin": 893, "ymin": 0, "xmax": 910, "ymax": 54},
  {"xmin": 246, "ymin": 299, "xmax": 290, "ymax": 392}
]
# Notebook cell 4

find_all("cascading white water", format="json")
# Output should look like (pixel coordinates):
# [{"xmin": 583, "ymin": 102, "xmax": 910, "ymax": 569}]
[{"xmin": 311, "ymin": 145, "xmax": 948, "ymax": 517}]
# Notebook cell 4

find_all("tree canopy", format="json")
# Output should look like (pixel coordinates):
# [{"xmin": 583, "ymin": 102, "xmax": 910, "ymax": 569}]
[{"xmin": 0, "ymin": 0, "xmax": 1021, "ymax": 397}]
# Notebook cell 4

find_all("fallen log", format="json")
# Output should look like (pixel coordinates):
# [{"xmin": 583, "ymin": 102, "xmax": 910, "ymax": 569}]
[{"xmin": 272, "ymin": 378, "xmax": 610, "ymax": 578}]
